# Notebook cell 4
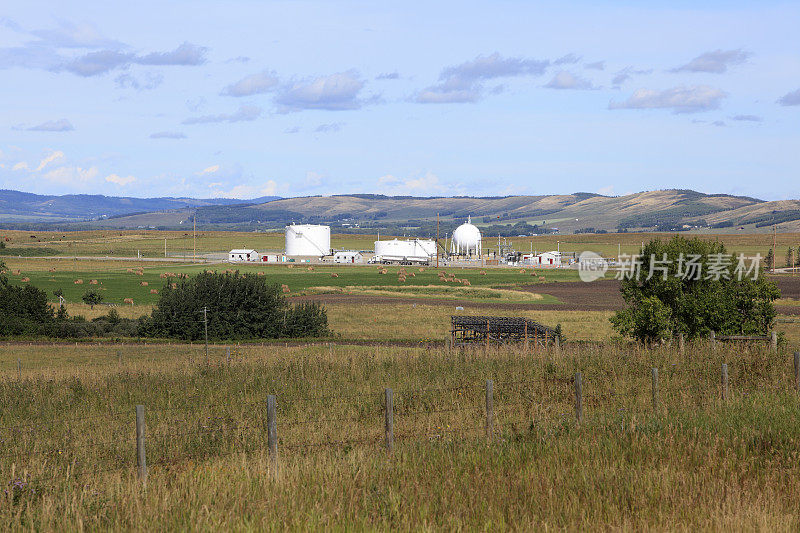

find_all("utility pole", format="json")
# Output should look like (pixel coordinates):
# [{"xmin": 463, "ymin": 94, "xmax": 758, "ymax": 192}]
[
  {"xmin": 164, "ymin": 238, "xmax": 167, "ymax": 258},
  {"xmin": 203, "ymin": 306, "xmax": 209, "ymax": 364},
  {"xmin": 193, "ymin": 215, "xmax": 197, "ymax": 263},
  {"xmin": 436, "ymin": 213, "xmax": 440, "ymax": 268}
]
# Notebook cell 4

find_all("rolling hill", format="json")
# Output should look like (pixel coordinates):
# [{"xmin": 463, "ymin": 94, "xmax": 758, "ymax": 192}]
[{"xmin": 2, "ymin": 189, "xmax": 800, "ymax": 234}]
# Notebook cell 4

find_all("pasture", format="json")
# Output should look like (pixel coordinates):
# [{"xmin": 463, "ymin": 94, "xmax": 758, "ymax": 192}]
[
  {"xmin": 1, "ymin": 229, "xmax": 796, "ymax": 260},
  {"xmin": 1, "ymin": 342, "xmax": 800, "ymax": 529}
]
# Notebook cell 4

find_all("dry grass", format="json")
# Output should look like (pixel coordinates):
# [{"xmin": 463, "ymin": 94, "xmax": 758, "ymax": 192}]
[{"xmin": 1, "ymin": 341, "xmax": 799, "ymax": 529}]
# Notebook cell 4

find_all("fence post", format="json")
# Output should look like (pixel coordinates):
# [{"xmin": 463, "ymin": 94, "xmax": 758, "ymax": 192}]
[
  {"xmin": 135, "ymin": 405, "xmax": 147, "ymax": 482},
  {"xmin": 651, "ymin": 368, "xmax": 659, "ymax": 411},
  {"xmin": 710, "ymin": 331, "xmax": 716, "ymax": 351},
  {"xmin": 226, "ymin": 347, "xmax": 231, "ymax": 366},
  {"xmin": 574, "ymin": 372, "xmax": 583, "ymax": 423},
  {"xmin": 794, "ymin": 351, "xmax": 800, "ymax": 393},
  {"xmin": 267, "ymin": 394, "xmax": 278, "ymax": 468},
  {"xmin": 721, "ymin": 363, "xmax": 728, "ymax": 401},
  {"xmin": 485, "ymin": 379, "xmax": 494, "ymax": 440},
  {"xmin": 678, "ymin": 333, "xmax": 685, "ymax": 355},
  {"xmin": 384, "ymin": 388, "xmax": 394, "ymax": 452},
  {"xmin": 771, "ymin": 331, "xmax": 778, "ymax": 352},
  {"xmin": 17, "ymin": 358, "xmax": 21, "ymax": 381},
  {"xmin": 555, "ymin": 335, "xmax": 561, "ymax": 354}
]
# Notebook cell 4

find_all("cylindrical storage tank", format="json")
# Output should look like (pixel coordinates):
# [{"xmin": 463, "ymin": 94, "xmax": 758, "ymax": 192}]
[{"xmin": 285, "ymin": 224, "xmax": 331, "ymax": 256}]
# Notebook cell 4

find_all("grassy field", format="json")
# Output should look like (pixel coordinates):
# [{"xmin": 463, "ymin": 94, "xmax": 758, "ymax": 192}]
[
  {"xmin": 1, "ymin": 342, "xmax": 799, "ymax": 529},
  {"xmin": 0, "ymin": 259, "xmax": 577, "ymax": 307},
  {"xmin": 1, "ymin": 229, "xmax": 798, "ymax": 260}
]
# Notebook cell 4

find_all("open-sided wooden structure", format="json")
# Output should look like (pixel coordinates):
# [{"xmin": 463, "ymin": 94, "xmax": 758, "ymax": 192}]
[{"xmin": 450, "ymin": 315, "xmax": 559, "ymax": 348}]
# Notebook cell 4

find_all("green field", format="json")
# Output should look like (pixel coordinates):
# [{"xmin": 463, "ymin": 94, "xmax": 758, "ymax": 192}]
[{"xmin": 2, "ymin": 259, "xmax": 578, "ymax": 307}]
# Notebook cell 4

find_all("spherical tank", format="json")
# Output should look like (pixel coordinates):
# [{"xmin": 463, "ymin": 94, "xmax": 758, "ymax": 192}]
[
  {"xmin": 285, "ymin": 224, "xmax": 331, "ymax": 256},
  {"xmin": 451, "ymin": 217, "xmax": 482, "ymax": 256}
]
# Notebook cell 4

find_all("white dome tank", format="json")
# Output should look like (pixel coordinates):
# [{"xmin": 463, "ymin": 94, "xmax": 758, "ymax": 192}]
[
  {"xmin": 451, "ymin": 216, "xmax": 482, "ymax": 256},
  {"xmin": 285, "ymin": 224, "xmax": 331, "ymax": 256}
]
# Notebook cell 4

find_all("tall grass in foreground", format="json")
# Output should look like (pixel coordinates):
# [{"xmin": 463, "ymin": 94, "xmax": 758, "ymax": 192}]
[{"xmin": 1, "ymin": 341, "xmax": 799, "ymax": 530}]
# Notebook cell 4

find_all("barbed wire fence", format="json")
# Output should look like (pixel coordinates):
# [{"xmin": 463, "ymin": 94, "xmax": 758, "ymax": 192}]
[{"xmin": 2, "ymin": 349, "xmax": 799, "ymax": 492}]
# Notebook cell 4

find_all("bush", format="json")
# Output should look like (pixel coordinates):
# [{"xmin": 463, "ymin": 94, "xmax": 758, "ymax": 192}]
[
  {"xmin": 140, "ymin": 271, "xmax": 329, "ymax": 340},
  {"xmin": 611, "ymin": 236, "xmax": 780, "ymax": 343}
]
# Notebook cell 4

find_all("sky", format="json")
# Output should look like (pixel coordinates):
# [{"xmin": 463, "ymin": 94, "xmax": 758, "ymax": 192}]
[{"xmin": 0, "ymin": 1, "xmax": 798, "ymax": 201}]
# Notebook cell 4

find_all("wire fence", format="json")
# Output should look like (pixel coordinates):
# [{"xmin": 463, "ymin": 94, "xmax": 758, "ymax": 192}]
[{"xmin": 2, "ymin": 352, "xmax": 800, "ymax": 492}]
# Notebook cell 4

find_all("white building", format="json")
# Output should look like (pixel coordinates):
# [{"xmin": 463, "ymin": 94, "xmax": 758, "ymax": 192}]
[
  {"xmin": 228, "ymin": 249, "xmax": 260, "ymax": 262},
  {"xmin": 334, "ymin": 251, "xmax": 363, "ymax": 264},
  {"xmin": 529, "ymin": 251, "xmax": 561, "ymax": 266}
]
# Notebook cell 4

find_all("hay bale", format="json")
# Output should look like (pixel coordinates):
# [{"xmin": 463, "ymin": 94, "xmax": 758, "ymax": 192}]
[
  {"xmin": 418, "ymin": 267, "xmax": 425, "ymax": 272},
  {"xmin": 307, "ymin": 266, "xmax": 314, "ymax": 271},
  {"xmin": 150, "ymin": 289, "xmax": 159, "ymax": 294},
  {"xmin": 463, "ymin": 280, "xmax": 471, "ymax": 286},
  {"xmin": 171, "ymin": 283, "xmax": 177, "ymax": 289},
  {"xmin": 49, "ymin": 267, "xmax": 56, "ymax": 272},
  {"xmin": 206, "ymin": 270, "xmax": 214, "ymax": 274},
  {"xmin": 89, "ymin": 279, "xmax": 98, "ymax": 285},
  {"xmin": 287, "ymin": 265, "xmax": 294, "ymax": 269},
  {"xmin": 479, "ymin": 270, "xmax": 486, "ymax": 275},
  {"xmin": 140, "ymin": 281, "xmax": 149, "ymax": 286},
  {"xmin": 282, "ymin": 287, "xmax": 291, "ymax": 293},
  {"xmin": 331, "ymin": 273, "xmax": 339, "ymax": 278},
  {"xmin": 257, "ymin": 272, "xmax": 265, "ymax": 276},
  {"xmin": 519, "ymin": 269, "xmax": 526, "ymax": 274},
  {"xmin": 124, "ymin": 298, "xmax": 134, "ymax": 306},
  {"xmin": 538, "ymin": 275, "xmax": 546, "ymax": 282},
  {"xmin": 13, "ymin": 269, "xmax": 21, "ymax": 276},
  {"xmin": 21, "ymin": 277, "xmax": 29, "ymax": 282},
  {"xmin": 135, "ymin": 271, "xmax": 144, "ymax": 276},
  {"xmin": 74, "ymin": 279, "xmax": 83, "ymax": 284}
]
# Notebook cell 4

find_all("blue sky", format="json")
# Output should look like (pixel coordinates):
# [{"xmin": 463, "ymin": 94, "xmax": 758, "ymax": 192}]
[{"xmin": 0, "ymin": 1, "xmax": 798, "ymax": 200}]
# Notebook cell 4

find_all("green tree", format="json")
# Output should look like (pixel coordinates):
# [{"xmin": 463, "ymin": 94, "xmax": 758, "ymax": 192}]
[
  {"xmin": 610, "ymin": 236, "xmax": 780, "ymax": 343},
  {"xmin": 82, "ymin": 289, "xmax": 103, "ymax": 309},
  {"xmin": 765, "ymin": 249, "xmax": 774, "ymax": 271},
  {"xmin": 140, "ymin": 271, "xmax": 329, "ymax": 341},
  {"xmin": 788, "ymin": 247, "xmax": 795, "ymax": 268},
  {"xmin": 0, "ymin": 267, "xmax": 55, "ymax": 336}
]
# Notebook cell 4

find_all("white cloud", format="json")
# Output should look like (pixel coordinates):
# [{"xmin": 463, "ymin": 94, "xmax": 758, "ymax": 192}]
[
  {"xmin": 377, "ymin": 172, "xmax": 445, "ymax": 195},
  {"xmin": 304, "ymin": 171, "xmax": 325, "ymax": 188},
  {"xmin": 12, "ymin": 161, "xmax": 28, "ymax": 171},
  {"xmin": 199, "ymin": 165, "xmax": 220, "ymax": 175},
  {"xmin": 544, "ymin": 71, "xmax": 595, "ymax": 90},
  {"xmin": 28, "ymin": 119, "xmax": 74, "ymax": 131},
  {"xmin": 222, "ymin": 70, "xmax": 279, "ymax": 97},
  {"xmin": 209, "ymin": 181, "xmax": 278, "ymax": 199},
  {"xmin": 36, "ymin": 150, "xmax": 65, "ymax": 171},
  {"xmin": 609, "ymin": 85, "xmax": 727, "ymax": 113},
  {"xmin": 182, "ymin": 105, "xmax": 261, "ymax": 124},
  {"xmin": 43, "ymin": 165, "xmax": 98, "ymax": 184},
  {"xmin": 105, "ymin": 173, "xmax": 136, "ymax": 186},
  {"xmin": 275, "ymin": 71, "xmax": 368, "ymax": 112},
  {"xmin": 777, "ymin": 88, "xmax": 800, "ymax": 106},
  {"xmin": 672, "ymin": 49, "xmax": 749, "ymax": 74}
]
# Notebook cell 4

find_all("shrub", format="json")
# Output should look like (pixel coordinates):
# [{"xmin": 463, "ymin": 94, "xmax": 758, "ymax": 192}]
[{"xmin": 140, "ymin": 271, "xmax": 329, "ymax": 341}]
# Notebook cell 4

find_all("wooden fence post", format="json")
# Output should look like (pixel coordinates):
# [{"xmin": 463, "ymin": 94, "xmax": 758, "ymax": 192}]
[
  {"xmin": 721, "ymin": 363, "xmax": 728, "ymax": 401},
  {"xmin": 135, "ymin": 405, "xmax": 147, "ymax": 482},
  {"xmin": 651, "ymin": 368, "xmax": 659, "ymax": 411},
  {"xmin": 267, "ymin": 394, "xmax": 278, "ymax": 469},
  {"xmin": 384, "ymin": 388, "xmax": 394, "ymax": 452},
  {"xmin": 771, "ymin": 331, "xmax": 778, "ymax": 352},
  {"xmin": 226, "ymin": 347, "xmax": 231, "ymax": 366},
  {"xmin": 554, "ymin": 335, "xmax": 561, "ymax": 354},
  {"xmin": 794, "ymin": 351, "xmax": 800, "ymax": 393},
  {"xmin": 485, "ymin": 379, "xmax": 494, "ymax": 440},
  {"xmin": 710, "ymin": 331, "xmax": 716, "ymax": 351},
  {"xmin": 17, "ymin": 358, "xmax": 21, "ymax": 381},
  {"xmin": 574, "ymin": 372, "xmax": 583, "ymax": 423}
]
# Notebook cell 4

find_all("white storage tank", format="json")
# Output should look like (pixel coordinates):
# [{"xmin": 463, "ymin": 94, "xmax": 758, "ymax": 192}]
[
  {"xmin": 374, "ymin": 239, "xmax": 436, "ymax": 263},
  {"xmin": 451, "ymin": 216, "xmax": 482, "ymax": 256},
  {"xmin": 285, "ymin": 224, "xmax": 331, "ymax": 256}
]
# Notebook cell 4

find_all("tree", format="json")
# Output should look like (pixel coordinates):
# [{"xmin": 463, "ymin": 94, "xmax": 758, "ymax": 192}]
[
  {"xmin": 610, "ymin": 236, "xmax": 780, "ymax": 344},
  {"xmin": 82, "ymin": 289, "xmax": 103, "ymax": 309},
  {"xmin": 140, "ymin": 271, "xmax": 329, "ymax": 340},
  {"xmin": 787, "ymin": 247, "xmax": 794, "ymax": 268},
  {"xmin": 765, "ymin": 249, "xmax": 774, "ymax": 271},
  {"xmin": 0, "ymin": 271, "xmax": 55, "ymax": 336}
]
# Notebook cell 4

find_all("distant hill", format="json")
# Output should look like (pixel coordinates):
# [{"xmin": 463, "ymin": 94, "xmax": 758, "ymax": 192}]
[
  {"xmin": 0, "ymin": 190, "xmax": 280, "ymax": 224},
  {"xmin": 2, "ymin": 189, "xmax": 800, "ymax": 235}
]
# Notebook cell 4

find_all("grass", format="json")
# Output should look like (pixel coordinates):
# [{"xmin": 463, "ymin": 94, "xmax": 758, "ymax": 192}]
[
  {"xmin": 305, "ymin": 284, "xmax": 556, "ymax": 304},
  {"xmin": 1, "ymin": 260, "xmax": 578, "ymax": 307},
  {"xmin": 1, "ymin": 341, "xmax": 799, "ymax": 529}
]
